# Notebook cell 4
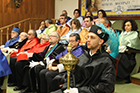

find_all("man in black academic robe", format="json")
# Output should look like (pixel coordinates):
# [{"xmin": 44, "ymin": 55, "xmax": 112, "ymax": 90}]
[
  {"xmin": 19, "ymin": 32, "xmax": 66, "ymax": 93},
  {"xmin": 51, "ymin": 25, "xmax": 116, "ymax": 93}
]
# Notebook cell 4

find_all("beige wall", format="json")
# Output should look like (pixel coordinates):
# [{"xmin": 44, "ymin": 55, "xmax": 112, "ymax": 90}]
[{"xmin": 55, "ymin": 0, "xmax": 79, "ymax": 19}]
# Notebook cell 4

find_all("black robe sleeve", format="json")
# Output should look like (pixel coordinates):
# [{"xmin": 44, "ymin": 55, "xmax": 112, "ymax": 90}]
[
  {"xmin": 77, "ymin": 57, "xmax": 116, "ymax": 93},
  {"xmin": 30, "ymin": 46, "xmax": 49, "ymax": 61}
]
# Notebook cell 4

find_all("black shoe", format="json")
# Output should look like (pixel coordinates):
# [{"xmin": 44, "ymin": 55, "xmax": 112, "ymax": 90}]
[
  {"xmin": 0, "ymin": 88, "xmax": 3, "ymax": 93},
  {"xmin": 13, "ymin": 86, "xmax": 24, "ymax": 91},
  {"xmin": 19, "ymin": 87, "xmax": 31, "ymax": 93},
  {"xmin": 8, "ymin": 83, "xmax": 16, "ymax": 87},
  {"xmin": 33, "ymin": 92, "xmax": 38, "ymax": 93},
  {"xmin": 125, "ymin": 79, "xmax": 131, "ymax": 83},
  {"xmin": 125, "ymin": 76, "xmax": 131, "ymax": 83}
]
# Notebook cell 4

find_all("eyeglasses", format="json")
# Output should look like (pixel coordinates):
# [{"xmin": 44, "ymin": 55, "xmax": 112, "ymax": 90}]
[
  {"xmin": 98, "ymin": 13, "xmax": 102, "ymax": 15},
  {"xmin": 49, "ymin": 35, "xmax": 57, "ymax": 37},
  {"xmin": 69, "ymin": 40, "xmax": 76, "ymax": 42},
  {"xmin": 41, "ymin": 38, "xmax": 47, "ymax": 40},
  {"xmin": 28, "ymin": 33, "xmax": 32, "ymax": 35}
]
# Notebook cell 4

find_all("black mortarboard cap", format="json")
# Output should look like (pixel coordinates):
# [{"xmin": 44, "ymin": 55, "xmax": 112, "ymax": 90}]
[{"xmin": 89, "ymin": 25, "xmax": 109, "ymax": 42}]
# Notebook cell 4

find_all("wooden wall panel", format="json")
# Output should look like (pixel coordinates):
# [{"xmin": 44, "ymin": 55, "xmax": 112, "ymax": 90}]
[
  {"xmin": 0, "ymin": 0, "xmax": 2, "ymax": 27},
  {"xmin": 0, "ymin": 0, "xmax": 55, "ymax": 45},
  {"xmin": 1, "ymin": 0, "xmax": 55, "ymax": 27}
]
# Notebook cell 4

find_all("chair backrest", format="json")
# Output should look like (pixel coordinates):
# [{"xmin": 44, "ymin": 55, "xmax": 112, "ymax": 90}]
[
  {"xmin": 111, "ymin": 58, "xmax": 119, "ymax": 93},
  {"xmin": 115, "ymin": 59, "xmax": 119, "ymax": 79}
]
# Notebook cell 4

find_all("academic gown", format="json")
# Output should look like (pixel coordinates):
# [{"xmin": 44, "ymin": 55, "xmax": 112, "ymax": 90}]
[
  {"xmin": 51, "ymin": 50, "xmax": 116, "ymax": 93},
  {"xmin": 0, "ymin": 50, "xmax": 11, "ymax": 77},
  {"xmin": 9, "ymin": 38, "xmax": 28, "ymax": 49},
  {"xmin": 4, "ymin": 36, "xmax": 19, "ymax": 48},
  {"xmin": 27, "ymin": 41, "xmax": 50, "ymax": 53},
  {"xmin": 22, "ymin": 43, "xmax": 66, "ymax": 91},
  {"xmin": 117, "ymin": 31, "xmax": 140, "ymax": 79},
  {"xmin": 19, "ymin": 38, "xmax": 39, "ymax": 52},
  {"xmin": 56, "ymin": 45, "xmax": 85, "ymax": 59}
]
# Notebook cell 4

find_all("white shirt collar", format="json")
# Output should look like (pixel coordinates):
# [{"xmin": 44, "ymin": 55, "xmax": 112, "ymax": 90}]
[
  {"xmin": 89, "ymin": 50, "xmax": 95, "ymax": 56},
  {"xmin": 62, "ymin": 24, "xmax": 66, "ymax": 27},
  {"xmin": 86, "ymin": 26, "xmax": 91, "ymax": 31},
  {"xmin": 48, "ymin": 24, "xmax": 53, "ymax": 28},
  {"xmin": 124, "ymin": 31, "xmax": 131, "ymax": 35},
  {"xmin": 72, "ymin": 29, "xmax": 77, "ymax": 32}
]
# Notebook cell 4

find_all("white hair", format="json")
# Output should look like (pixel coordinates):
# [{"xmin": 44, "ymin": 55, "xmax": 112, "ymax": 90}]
[
  {"xmin": 20, "ymin": 32, "xmax": 28, "ymax": 38},
  {"xmin": 43, "ymin": 34, "xmax": 49, "ymax": 40}
]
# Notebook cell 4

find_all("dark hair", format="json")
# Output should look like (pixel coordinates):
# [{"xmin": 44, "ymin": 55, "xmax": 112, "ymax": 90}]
[
  {"xmin": 45, "ymin": 18, "xmax": 53, "ymax": 24},
  {"xmin": 102, "ymin": 17, "xmax": 112, "ymax": 27},
  {"xmin": 40, "ymin": 20, "xmax": 47, "ymax": 28},
  {"xmin": 30, "ymin": 29, "xmax": 37, "ymax": 38},
  {"xmin": 122, "ymin": 19, "xmax": 138, "ymax": 31},
  {"xmin": 85, "ymin": 11, "xmax": 93, "ymax": 18},
  {"xmin": 85, "ymin": 16, "xmax": 93, "ymax": 21},
  {"xmin": 60, "ymin": 14, "xmax": 68, "ymax": 19},
  {"xmin": 73, "ymin": 9, "xmax": 81, "ymax": 16},
  {"xmin": 69, "ymin": 33, "xmax": 80, "ymax": 41},
  {"xmin": 70, "ymin": 19, "xmax": 81, "ymax": 30},
  {"xmin": 62, "ymin": 10, "xmax": 67, "ymax": 14},
  {"xmin": 97, "ymin": 9, "xmax": 107, "ymax": 18}
]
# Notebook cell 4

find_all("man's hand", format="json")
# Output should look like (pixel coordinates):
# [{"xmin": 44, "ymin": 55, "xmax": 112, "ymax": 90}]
[
  {"xmin": 106, "ymin": 49, "xmax": 111, "ymax": 53},
  {"xmin": 48, "ymin": 63, "xmax": 52, "ymax": 71},
  {"xmin": 48, "ymin": 63, "xmax": 58, "ymax": 71},
  {"xmin": 1, "ymin": 48, "xmax": 8, "ymax": 52},
  {"xmin": 39, "ymin": 25, "xmax": 43, "ymax": 30},
  {"xmin": 8, "ymin": 50, "xmax": 14, "ymax": 54},
  {"xmin": 51, "ymin": 66, "xmax": 58, "ymax": 71},
  {"xmin": 38, "ymin": 35, "xmax": 41, "ymax": 39}
]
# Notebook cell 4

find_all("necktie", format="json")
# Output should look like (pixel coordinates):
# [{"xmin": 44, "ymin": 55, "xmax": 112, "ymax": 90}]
[
  {"xmin": 47, "ymin": 46, "xmax": 53, "ymax": 53},
  {"xmin": 60, "ymin": 26, "xmax": 63, "ymax": 30}
]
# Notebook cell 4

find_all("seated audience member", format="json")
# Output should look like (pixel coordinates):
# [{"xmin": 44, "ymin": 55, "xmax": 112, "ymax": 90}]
[
  {"xmin": 95, "ymin": 17, "xmax": 113, "ymax": 33},
  {"xmin": 39, "ymin": 33, "xmax": 85, "ymax": 93},
  {"xmin": 67, "ymin": 9, "xmax": 83, "ymax": 27},
  {"xmin": 8, "ymin": 29, "xmax": 39, "ymax": 89},
  {"xmin": 56, "ymin": 10, "xmax": 71, "ymax": 25},
  {"xmin": 96, "ymin": 18, "xmax": 119, "ymax": 58},
  {"xmin": 79, "ymin": 16, "xmax": 93, "ymax": 45},
  {"xmin": 56, "ymin": 14, "xmax": 70, "ymax": 37},
  {"xmin": 27, "ymin": 34, "xmax": 50, "ymax": 53},
  {"xmin": 38, "ymin": 18, "xmax": 57, "ymax": 39},
  {"xmin": 81, "ymin": 11, "xmax": 94, "ymax": 28},
  {"xmin": 36, "ymin": 20, "xmax": 47, "ymax": 36},
  {"xmin": 94, "ymin": 9, "xmax": 107, "ymax": 23},
  {"xmin": 11, "ymin": 34, "xmax": 50, "ymax": 92},
  {"xmin": 18, "ymin": 32, "xmax": 66, "ymax": 93},
  {"xmin": 60, "ymin": 19, "xmax": 81, "ymax": 44},
  {"xmin": 51, "ymin": 25, "xmax": 115, "ymax": 93},
  {"xmin": 2, "ymin": 27, "xmax": 20, "ymax": 48},
  {"xmin": 0, "ymin": 32, "xmax": 26, "ymax": 92},
  {"xmin": 0, "ymin": 50, "xmax": 11, "ymax": 92},
  {"xmin": 117, "ymin": 19, "xmax": 140, "ymax": 82},
  {"xmin": 18, "ymin": 29, "xmax": 39, "ymax": 52},
  {"xmin": 1, "ymin": 32, "xmax": 28, "ymax": 54}
]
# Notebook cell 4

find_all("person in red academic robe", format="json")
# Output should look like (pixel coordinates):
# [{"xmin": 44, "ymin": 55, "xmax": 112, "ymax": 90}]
[
  {"xmin": 8, "ymin": 29, "xmax": 39, "ymax": 89},
  {"xmin": 27, "ymin": 34, "xmax": 50, "ymax": 53},
  {"xmin": 17, "ymin": 34, "xmax": 50, "ymax": 61},
  {"xmin": 19, "ymin": 32, "xmax": 39, "ymax": 53}
]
